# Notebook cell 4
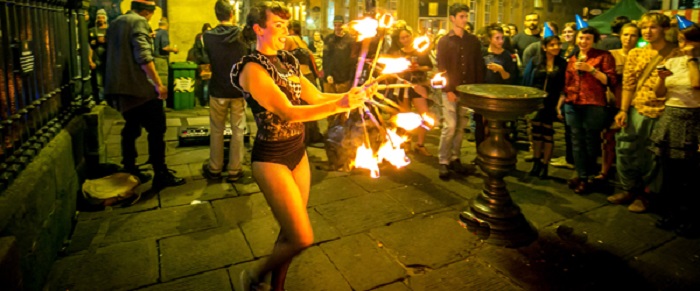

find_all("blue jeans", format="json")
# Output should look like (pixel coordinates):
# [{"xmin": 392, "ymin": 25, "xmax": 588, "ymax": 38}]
[{"xmin": 564, "ymin": 104, "xmax": 607, "ymax": 179}]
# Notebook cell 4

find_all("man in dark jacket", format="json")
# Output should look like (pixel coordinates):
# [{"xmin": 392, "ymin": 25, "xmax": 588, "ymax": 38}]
[
  {"xmin": 323, "ymin": 15, "xmax": 355, "ymax": 94},
  {"xmin": 436, "ymin": 3, "xmax": 486, "ymax": 179},
  {"xmin": 104, "ymin": 0, "xmax": 185, "ymax": 191},
  {"xmin": 596, "ymin": 16, "xmax": 630, "ymax": 51},
  {"xmin": 200, "ymin": 0, "xmax": 249, "ymax": 182}
]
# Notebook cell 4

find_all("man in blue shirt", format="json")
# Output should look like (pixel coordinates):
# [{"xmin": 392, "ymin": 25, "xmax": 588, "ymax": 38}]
[{"xmin": 153, "ymin": 17, "xmax": 179, "ymax": 89}]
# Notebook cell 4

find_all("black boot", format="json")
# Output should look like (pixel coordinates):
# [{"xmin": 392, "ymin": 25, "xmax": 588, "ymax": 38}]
[
  {"xmin": 539, "ymin": 163, "xmax": 549, "ymax": 179},
  {"xmin": 528, "ymin": 159, "xmax": 542, "ymax": 176},
  {"xmin": 152, "ymin": 168, "xmax": 186, "ymax": 192}
]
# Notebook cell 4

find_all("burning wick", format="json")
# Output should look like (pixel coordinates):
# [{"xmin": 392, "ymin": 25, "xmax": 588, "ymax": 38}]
[
  {"xmin": 377, "ymin": 57, "xmax": 412, "ymax": 74},
  {"xmin": 395, "ymin": 112, "xmax": 435, "ymax": 131},
  {"xmin": 412, "ymin": 36, "xmax": 431, "ymax": 53},
  {"xmin": 430, "ymin": 72, "xmax": 447, "ymax": 89}
]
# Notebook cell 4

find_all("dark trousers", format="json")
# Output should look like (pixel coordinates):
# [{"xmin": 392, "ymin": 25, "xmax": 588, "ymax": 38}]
[
  {"xmin": 121, "ymin": 99, "xmax": 167, "ymax": 171},
  {"xmin": 564, "ymin": 104, "xmax": 607, "ymax": 179}
]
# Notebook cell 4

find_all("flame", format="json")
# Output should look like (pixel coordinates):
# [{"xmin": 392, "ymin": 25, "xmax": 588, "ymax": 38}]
[
  {"xmin": 350, "ymin": 17, "xmax": 378, "ymax": 41},
  {"xmin": 395, "ymin": 112, "xmax": 434, "ymax": 131},
  {"xmin": 413, "ymin": 36, "xmax": 431, "ymax": 53},
  {"xmin": 395, "ymin": 112, "xmax": 424, "ymax": 131},
  {"xmin": 422, "ymin": 113, "xmax": 435, "ymax": 127},
  {"xmin": 377, "ymin": 129, "xmax": 410, "ymax": 168},
  {"xmin": 430, "ymin": 72, "xmax": 447, "ymax": 89},
  {"xmin": 378, "ymin": 13, "xmax": 394, "ymax": 29},
  {"xmin": 353, "ymin": 144, "xmax": 380, "ymax": 178},
  {"xmin": 377, "ymin": 57, "xmax": 411, "ymax": 74}
]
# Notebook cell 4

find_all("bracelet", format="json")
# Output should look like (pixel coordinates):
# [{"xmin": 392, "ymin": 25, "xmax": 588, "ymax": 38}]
[
  {"xmin": 688, "ymin": 57, "xmax": 699, "ymax": 63},
  {"xmin": 619, "ymin": 109, "xmax": 627, "ymax": 113}
]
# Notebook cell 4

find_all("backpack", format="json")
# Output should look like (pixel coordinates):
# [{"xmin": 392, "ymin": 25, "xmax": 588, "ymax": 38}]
[{"xmin": 82, "ymin": 173, "xmax": 141, "ymax": 206}]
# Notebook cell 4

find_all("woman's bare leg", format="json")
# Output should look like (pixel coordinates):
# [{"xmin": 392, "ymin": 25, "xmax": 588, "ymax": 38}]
[
  {"xmin": 251, "ymin": 154, "xmax": 313, "ymax": 289},
  {"xmin": 412, "ymin": 97, "xmax": 431, "ymax": 146}
]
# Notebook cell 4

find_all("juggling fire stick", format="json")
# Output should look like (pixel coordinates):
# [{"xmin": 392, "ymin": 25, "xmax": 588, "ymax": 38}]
[{"xmin": 367, "ymin": 14, "xmax": 394, "ymax": 81}]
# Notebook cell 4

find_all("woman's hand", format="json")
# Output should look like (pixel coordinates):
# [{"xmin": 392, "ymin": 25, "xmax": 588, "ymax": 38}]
[
  {"xmin": 486, "ymin": 63, "xmax": 504, "ymax": 73},
  {"xmin": 556, "ymin": 107, "xmax": 564, "ymax": 121},
  {"xmin": 614, "ymin": 110, "xmax": 627, "ymax": 128},
  {"xmin": 574, "ymin": 61, "xmax": 593, "ymax": 73},
  {"xmin": 657, "ymin": 68, "xmax": 673, "ymax": 80},
  {"xmin": 340, "ymin": 86, "xmax": 369, "ymax": 109}
]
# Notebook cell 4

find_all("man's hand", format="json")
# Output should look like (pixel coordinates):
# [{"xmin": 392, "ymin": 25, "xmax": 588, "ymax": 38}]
[
  {"xmin": 446, "ymin": 91, "xmax": 458, "ymax": 102},
  {"xmin": 89, "ymin": 61, "xmax": 97, "ymax": 70},
  {"xmin": 156, "ymin": 84, "xmax": 168, "ymax": 100},
  {"xmin": 486, "ymin": 63, "xmax": 504, "ymax": 73}
]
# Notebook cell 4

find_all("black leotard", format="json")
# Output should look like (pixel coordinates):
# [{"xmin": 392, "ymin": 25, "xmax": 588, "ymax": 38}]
[{"xmin": 231, "ymin": 50, "xmax": 306, "ymax": 171}]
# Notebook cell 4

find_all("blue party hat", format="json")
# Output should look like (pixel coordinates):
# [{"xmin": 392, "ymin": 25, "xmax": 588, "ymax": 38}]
[
  {"xmin": 543, "ymin": 22, "xmax": 556, "ymax": 38},
  {"xmin": 676, "ymin": 14, "xmax": 694, "ymax": 30},
  {"xmin": 575, "ymin": 14, "xmax": 588, "ymax": 30}
]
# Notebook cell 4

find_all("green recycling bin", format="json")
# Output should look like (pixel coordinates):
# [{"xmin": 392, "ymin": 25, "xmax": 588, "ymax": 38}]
[{"xmin": 169, "ymin": 62, "xmax": 197, "ymax": 110}]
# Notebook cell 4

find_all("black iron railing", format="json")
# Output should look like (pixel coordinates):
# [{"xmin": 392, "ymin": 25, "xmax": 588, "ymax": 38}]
[{"xmin": 0, "ymin": 0, "xmax": 92, "ymax": 192}]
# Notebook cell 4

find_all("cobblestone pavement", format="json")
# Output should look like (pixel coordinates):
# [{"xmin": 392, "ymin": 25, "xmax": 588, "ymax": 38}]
[{"xmin": 45, "ymin": 106, "xmax": 699, "ymax": 291}]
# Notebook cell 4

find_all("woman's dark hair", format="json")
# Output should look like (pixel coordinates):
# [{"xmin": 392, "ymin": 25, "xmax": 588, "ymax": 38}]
[
  {"xmin": 243, "ymin": 1, "xmax": 290, "ymax": 42},
  {"xmin": 508, "ymin": 23, "xmax": 518, "ymax": 34},
  {"xmin": 215, "ymin": 0, "xmax": 233, "ymax": 21},
  {"xmin": 576, "ymin": 27, "xmax": 601, "ymax": 43},
  {"xmin": 620, "ymin": 23, "xmax": 640, "ymax": 36},
  {"xmin": 465, "ymin": 22, "xmax": 474, "ymax": 32},
  {"xmin": 682, "ymin": 23, "xmax": 700, "ymax": 42},
  {"xmin": 486, "ymin": 24, "xmax": 504, "ymax": 39},
  {"xmin": 611, "ymin": 16, "xmax": 631, "ymax": 34},
  {"xmin": 289, "ymin": 20, "xmax": 302, "ymax": 35},
  {"xmin": 131, "ymin": 1, "xmax": 156, "ymax": 12},
  {"xmin": 246, "ymin": 1, "xmax": 291, "ymax": 29},
  {"xmin": 201, "ymin": 23, "xmax": 212, "ymax": 34},
  {"xmin": 535, "ymin": 35, "xmax": 561, "ymax": 68}
]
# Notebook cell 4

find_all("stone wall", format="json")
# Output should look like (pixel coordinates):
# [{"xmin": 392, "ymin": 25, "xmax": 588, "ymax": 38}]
[
  {"xmin": 0, "ymin": 106, "xmax": 104, "ymax": 290},
  {"xmin": 168, "ymin": 0, "xmax": 220, "ymax": 63}
]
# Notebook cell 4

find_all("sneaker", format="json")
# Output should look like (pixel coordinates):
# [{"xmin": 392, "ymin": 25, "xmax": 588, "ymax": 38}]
[
  {"xmin": 439, "ymin": 164, "xmax": 450, "ymax": 179},
  {"xmin": 607, "ymin": 191, "xmax": 634, "ymax": 204},
  {"xmin": 551, "ymin": 158, "xmax": 575, "ymax": 169},
  {"xmin": 413, "ymin": 144, "xmax": 432, "ymax": 156},
  {"xmin": 449, "ymin": 158, "xmax": 469, "ymax": 175},
  {"xmin": 239, "ymin": 269, "xmax": 270, "ymax": 291},
  {"xmin": 226, "ymin": 171, "xmax": 244, "ymax": 183},
  {"xmin": 628, "ymin": 197, "xmax": 649, "ymax": 213},
  {"xmin": 152, "ymin": 168, "xmax": 186, "ymax": 191},
  {"xmin": 202, "ymin": 164, "xmax": 222, "ymax": 179}
]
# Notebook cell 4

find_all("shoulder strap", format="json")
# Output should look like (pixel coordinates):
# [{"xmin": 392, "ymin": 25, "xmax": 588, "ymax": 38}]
[{"xmin": 636, "ymin": 45, "xmax": 674, "ymax": 91}]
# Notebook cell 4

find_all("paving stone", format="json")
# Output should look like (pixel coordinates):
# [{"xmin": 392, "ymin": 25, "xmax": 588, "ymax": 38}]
[
  {"xmin": 320, "ymin": 233, "xmax": 406, "ymax": 290},
  {"xmin": 550, "ymin": 215, "xmax": 652, "ymax": 260},
  {"xmin": 64, "ymin": 219, "xmax": 102, "ymax": 254},
  {"xmin": 186, "ymin": 116, "xmax": 210, "ymax": 126},
  {"xmin": 160, "ymin": 228, "xmax": 253, "ymax": 281},
  {"xmin": 407, "ymin": 259, "xmax": 519, "ymax": 291},
  {"xmin": 286, "ymin": 246, "xmax": 353, "ymax": 291},
  {"xmin": 54, "ymin": 240, "xmax": 159, "ymax": 290},
  {"xmin": 240, "ymin": 215, "xmax": 279, "ymax": 257},
  {"xmin": 369, "ymin": 282, "xmax": 412, "ymax": 291},
  {"xmin": 347, "ymin": 170, "xmax": 412, "ymax": 193},
  {"xmin": 315, "ymin": 192, "xmax": 412, "ymax": 235},
  {"xmin": 165, "ymin": 126, "xmax": 180, "ymax": 141},
  {"xmin": 166, "ymin": 163, "xmax": 193, "ymax": 179},
  {"xmin": 188, "ymin": 162, "xmax": 207, "ymax": 180},
  {"xmin": 233, "ymin": 179, "xmax": 261, "ymax": 195},
  {"xmin": 102, "ymin": 203, "xmax": 218, "ymax": 244},
  {"xmin": 581, "ymin": 205, "xmax": 675, "ymax": 247},
  {"xmin": 632, "ymin": 237, "xmax": 700, "ymax": 290},
  {"xmin": 369, "ymin": 212, "xmax": 479, "ymax": 269},
  {"xmin": 308, "ymin": 176, "xmax": 368, "ymax": 207},
  {"xmin": 139, "ymin": 269, "xmax": 232, "ymax": 291},
  {"xmin": 211, "ymin": 194, "xmax": 272, "ymax": 227},
  {"xmin": 166, "ymin": 118, "xmax": 183, "ymax": 127},
  {"xmin": 308, "ymin": 210, "xmax": 341, "ymax": 243},
  {"xmin": 165, "ymin": 148, "xmax": 210, "ymax": 166},
  {"xmin": 160, "ymin": 178, "xmax": 236, "ymax": 208},
  {"xmin": 381, "ymin": 184, "xmax": 462, "ymax": 214}
]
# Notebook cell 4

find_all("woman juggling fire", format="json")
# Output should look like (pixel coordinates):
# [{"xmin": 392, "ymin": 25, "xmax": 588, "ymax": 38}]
[{"xmin": 230, "ymin": 1, "xmax": 375, "ymax": 290}]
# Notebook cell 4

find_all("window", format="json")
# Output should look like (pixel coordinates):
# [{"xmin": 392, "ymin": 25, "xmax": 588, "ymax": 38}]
[
  {"xmin": 498, "ymin": 0, "xmax": 504, "ymax": 23},
  {"xmin": 357, "ymin": 0, "xmax": 365, "ymax": 18},
  {"xmin": 327, "ymin": 1, "xmax": 335, "ymax": 30},
  {"xmin": 469, "ymin": 0, "xmax": 477, "ymax": 25},
  {"xmin": 484, "ymin": 0, "xmax": 491, "ymax": 25}
]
